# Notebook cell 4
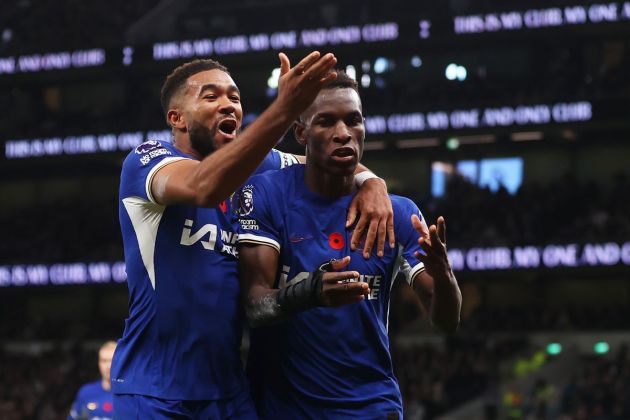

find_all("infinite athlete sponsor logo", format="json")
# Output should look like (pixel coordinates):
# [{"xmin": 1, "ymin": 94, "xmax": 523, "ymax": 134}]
[
  {"xmin": 180, "ymin": 219, "xmax": 239, "ymax": 257},
  {"xmin": 237, "ymin": 184, "xmax": 254, "ymax": 216}
]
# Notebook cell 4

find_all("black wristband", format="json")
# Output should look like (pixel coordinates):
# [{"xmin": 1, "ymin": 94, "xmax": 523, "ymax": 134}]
[{"xmin": 276, "ymin": 259, "xmax": 335, "ymax": 315}]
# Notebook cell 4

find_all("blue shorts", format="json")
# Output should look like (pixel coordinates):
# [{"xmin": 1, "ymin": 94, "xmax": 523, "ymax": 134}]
[{"xmin": 113, "ymin": 389, "xmax": 257, "ymax": 420}]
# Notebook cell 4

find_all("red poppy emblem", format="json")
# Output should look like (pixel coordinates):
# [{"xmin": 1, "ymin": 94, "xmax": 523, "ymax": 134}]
[
  {"xmin": 103, "ymin": 402, "xmax": 113, "ymax": 412},
  {"xmin": 219, "ymin": 200, "xmax": 228, "ymax": 213},
  {"xmin": 328, "ymin": 232, "xmax": 344, "ymax": 250}
]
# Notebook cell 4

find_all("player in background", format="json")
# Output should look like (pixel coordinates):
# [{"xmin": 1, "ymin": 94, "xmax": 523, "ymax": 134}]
[
  {"xmin": 237, "ymin": 70, "xmax": 462, "ymax": 419},
  {"xmin": 69, "ymin": 341, "xmax": 116, "ymax": 420},
  {"xmin": 113, "ymin": 52, "xmax": 394, "ymax": 419}
]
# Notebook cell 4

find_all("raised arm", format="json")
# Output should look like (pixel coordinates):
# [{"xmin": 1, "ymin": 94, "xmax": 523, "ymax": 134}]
[
  {"xmin": 238, "ymin": 246, "xmax": 369, "ymax": 327},
  {"xmin": 410, "ymin": 215, "xmax": 462, "ymax": 333},
  {"xmin": 151, "ymin": 51, "xmax": 338, "ymax": 207}
]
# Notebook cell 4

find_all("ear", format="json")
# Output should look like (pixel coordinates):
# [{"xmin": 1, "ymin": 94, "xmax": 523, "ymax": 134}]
[
  {"xmin": 294, "ymin": 120, "xmax": 307, "ymax": 146},
  {"xmin": 167, "ymin": 108, "xmax": 186, "ymax": 131}
]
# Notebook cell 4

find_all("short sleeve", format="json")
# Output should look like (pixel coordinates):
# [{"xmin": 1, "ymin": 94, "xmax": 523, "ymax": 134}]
[
  {"xmin": 254, "ymin": 149, "xmax": 300, "ymax": 175},
  {"xmin": 236, "ymin": 175, "xmax": 282, "ymax": 252},
  {"xmin": 392, "ymin": 196, "xmax": 426, "ymax": 286},
  {"xmin": 119, "ymin": 140, "xmax": 187, "ymax": 203}
]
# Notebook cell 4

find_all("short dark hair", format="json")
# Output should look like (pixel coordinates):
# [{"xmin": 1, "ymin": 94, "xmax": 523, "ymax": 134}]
[
  {"xmin": 160, "ymin": 59, "xmax": 229, "ymax": 116},
  {"xmin": 321, "ymin": 69, "xmax": 359, "ymax": 92}
]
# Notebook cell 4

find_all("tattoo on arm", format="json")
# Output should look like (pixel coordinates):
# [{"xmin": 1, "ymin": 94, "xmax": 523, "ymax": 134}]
[{"xmin": 245, "ymin": 292, "xmax": 290, "ymax": 327}]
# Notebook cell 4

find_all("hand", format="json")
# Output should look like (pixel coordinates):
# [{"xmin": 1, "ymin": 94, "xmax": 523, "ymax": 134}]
[
  {"xmin": 275, "ymin": 51, "xmax": 338, "ymax": 117},
  {"xmin": 347, "ymin": 178, "xmax": 394, "ymax": 259},
  {"xmin": 411, "ymin": 215, "xmax": 453, "ymax": 281},
  {"xmin": 319, "ymin": 256, "xmax": 369, "ymax": 307}
]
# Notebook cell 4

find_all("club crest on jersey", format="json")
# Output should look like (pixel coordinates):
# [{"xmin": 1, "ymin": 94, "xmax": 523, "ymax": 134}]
[
  {"xmin": 135, "ymin": 140, "xmax": 162, "ymax": 154},
  {"xmin": 237, "ymin": 185, "xmax": 254, "ymax": 216}
]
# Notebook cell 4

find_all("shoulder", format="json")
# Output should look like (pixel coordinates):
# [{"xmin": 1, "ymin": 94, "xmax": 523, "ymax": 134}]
[
  {"xmin": 249, "ymin": 164, "xmax": 299, "ymax": 190},
  {"xmin": 390, "ymin": 194, "xmax": 421, "ymax": 215},
  {"xmin": 122, "ymin": 139, "xmax": 187, "ymax": 171},
  {"xmin": 264, "ymin": 149, "xmax": 301, "ymax": 170},
  {"xmin": 390, "ymin": 194, "xmax": 425, "ymax": 235},
  {"xmin": 76, "ymin": 380, "xmax": 101, "ymax": 398}
]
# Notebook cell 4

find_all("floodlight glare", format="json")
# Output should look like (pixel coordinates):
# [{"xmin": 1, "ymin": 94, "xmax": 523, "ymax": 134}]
[
  {"xmin": 594, "ymin": 341, "xmax": 610, "ymax": 354},
  {"xmin": 445, "ymin": 63, "xmax": 458, "ymax": 80},
  {"xmin": 411, "ymin": 56, "xmax": 423, "ymax": 68},
  {"xmin": 546, "ymin": 343, "xmax": 562, "ymax": 355}
]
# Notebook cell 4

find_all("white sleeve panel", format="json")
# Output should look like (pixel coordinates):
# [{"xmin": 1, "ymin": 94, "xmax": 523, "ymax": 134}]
[
  {"xmin": 238, "ymin": 233, "xmax": 281, "ymax": 253},
  {"xmin": 122, "ymin": 196, "xmax": 166, "ymax": 289}
]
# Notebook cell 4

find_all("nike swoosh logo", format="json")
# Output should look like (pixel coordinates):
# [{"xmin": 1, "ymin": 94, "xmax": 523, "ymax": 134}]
[{"xmin": 289, "ymin": 235, "xmax": 314, "ymax": 243}]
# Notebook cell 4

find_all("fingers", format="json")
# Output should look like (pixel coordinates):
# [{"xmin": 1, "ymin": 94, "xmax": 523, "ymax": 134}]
[
  {"xmin": 437, "ymin": 216, "xmax": 446, "ymax": 244},
  {"xmin": 322, "ymin": 270, "xmax": 360, "ymax": 284},
  {"xmin": 329, "ymin": 256, "xmax": 351, "ymax": 271},
  {"xmin": 429, "ymin": 224, "xmax": 440, "ymax": 248},
  {"xmin": 387, "ymin": 213, "xmax": 395, "ymax": 249},
  {"xmin": 303, "ymin": 52, "xmax": 337, "ymax": 82},
  {"xmin": 292, "ymin": 51, "xmax": 321, "ymax": 75},
  {"xmin": 278, "ymin": 52, "xmax": 290, "ymax": 76},
  {"xmin": 411, "ymin": 214, "xmax": 429, "ymax": 239},
  {"xmin": 376, "ymin": 217, "xmax": 387, "ymax": 258},
  {"xmin": 350, "ymin": 217, "xmax": 367, "ymax": 251},
  {"xmin": 362, "ymin": 220, "xmax": 379, "ymax": 259},
  {"xmin": 346, "ymin": 203, "xmax": 357, "ymax": 229}
]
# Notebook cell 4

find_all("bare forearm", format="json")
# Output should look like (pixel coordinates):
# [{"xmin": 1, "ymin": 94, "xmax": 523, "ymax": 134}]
[
  {"xmin": 245, "ymin": 284, "xmax": 290, "ymax": 327},
  {"xmin": 189, "ymin": 102, "xmax": 295, "ymax": 206},
  {"xmin": 430, "ymin": 273, "xmax": 462, "ymax": 333}
]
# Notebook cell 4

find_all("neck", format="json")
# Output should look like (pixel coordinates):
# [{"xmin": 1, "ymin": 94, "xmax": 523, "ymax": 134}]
[
  {"xmin": 102, "ymin": 378, "xmax": 111, "ymax": 391},
  {"xmin": 304, "ymin": 162, "xmax": 355, "ymax": 198},
  {"xmin": 173, "ymin": 132, "xmax": 203, "ymax": 160}
]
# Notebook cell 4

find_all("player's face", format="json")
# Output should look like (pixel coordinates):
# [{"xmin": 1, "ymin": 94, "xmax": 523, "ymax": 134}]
[
  {"xmin": 182, "ymin": 69, "xmax": 243, "ymax": 157},
  {"xmin": 301, "ymin": 88, "xmax": 365, "ymax": 176},
  {"xmin": 98, "ymin": 345, "xmax": 116, "ymax": 383}
]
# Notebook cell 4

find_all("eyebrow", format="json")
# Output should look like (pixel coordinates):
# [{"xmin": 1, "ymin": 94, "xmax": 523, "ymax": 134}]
[
  {"xmin": 313, "ymin": 110, "xmax": 363, "ymax": 120},
  {"xmin": 198, "ymin": 83, "xmax": 241, "ymax": 98}
]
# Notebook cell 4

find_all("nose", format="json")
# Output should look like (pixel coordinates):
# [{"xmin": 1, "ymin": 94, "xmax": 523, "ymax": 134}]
[
  {"xmin": 218, "ymin": 97, "xmax": 236, "ymax": 115},
  {"xmin": 333, "ymin": 121, "xmax": 351, "ymax": 144}
]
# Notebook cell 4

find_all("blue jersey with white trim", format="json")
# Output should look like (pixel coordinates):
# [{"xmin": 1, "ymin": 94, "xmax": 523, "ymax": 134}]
[
  {"xmin": 236, "ymin": 165, "xmax": 425, "ymax": 419},
  {"xmin": 68, "ymin": 381, "xmax": 113, "ymax": 420},
  {"xmin": 112, "ymin": 139, "xmax": 298, "ymax": 400}
]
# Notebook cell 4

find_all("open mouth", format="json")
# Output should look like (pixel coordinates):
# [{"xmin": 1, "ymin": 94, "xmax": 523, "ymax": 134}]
[
  {"xmin": 331, "ymin": 147, "xmax": 356, "ymax": 158},
  {"xmin": 218, "ymin": 119, "xmax": 237, "ymax": 137}
]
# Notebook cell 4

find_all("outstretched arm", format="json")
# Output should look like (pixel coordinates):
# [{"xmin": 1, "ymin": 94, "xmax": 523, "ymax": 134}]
[
  {"xmin": 151, "ymin": 51, "xmax": 338, "ymax": 207},
  {"xmin": 238, "ymin": 246, "xmax": 369, "ymax": 327},
  {"xmin": 411, "ymin": 215, "xmax": 462, "ymax": 333}
]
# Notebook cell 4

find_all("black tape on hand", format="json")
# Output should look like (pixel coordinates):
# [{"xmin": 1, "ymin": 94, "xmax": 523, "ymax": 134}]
[{"xmin": 276, "ymin": 259, "xmax": 335, "ymax": 315}]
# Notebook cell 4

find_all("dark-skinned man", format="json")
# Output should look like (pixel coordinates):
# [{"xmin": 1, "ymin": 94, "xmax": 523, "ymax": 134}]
[
  {"xmin": 113, "ymin": 52, "xmax": 395, "ymax": 419},
  {"xmin": 236, "ymin": 70, "xmax": 462, "ymax": 419}
]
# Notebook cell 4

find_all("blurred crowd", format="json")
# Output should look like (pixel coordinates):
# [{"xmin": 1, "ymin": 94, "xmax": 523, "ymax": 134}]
[
  {"xmin": 0, "ymin": 345, "xmax": 97, "ymax": 420},
  {"xmin": 415, "ymin": 172, "xmax": 630, "ymax": 248},
  {"xmin": 463, "ymin": 305, "xmax": 630, "ymax": 333},
  {"xmin": 559, "ymin": 345, "xmax": 630, "ymax": 420},
  {"xmin": 393, "ymin": 336, "xmax": 527, "ymax": 420}
]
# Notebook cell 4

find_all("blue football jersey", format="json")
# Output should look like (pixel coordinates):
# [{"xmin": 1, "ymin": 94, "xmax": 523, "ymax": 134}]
[
  {"xmin": 69, "ymin": 381, "xmax": 113, "ymax": 420},
  {"xmin": 236, "ymin": 165, "xmax": 425, "ymax": 419},
  {"xmin": 112, "ymin": 139, "xmax": 298, "ymax": 400}
]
